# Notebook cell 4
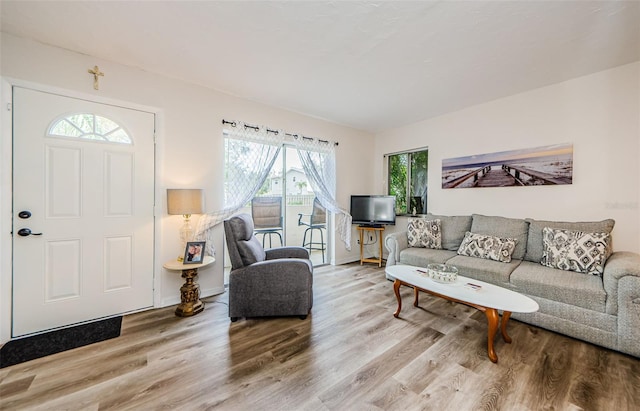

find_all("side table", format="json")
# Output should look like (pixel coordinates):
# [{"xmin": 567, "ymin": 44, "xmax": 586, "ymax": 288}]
[
  {"xmin": 163, "ymin": 256, "xmax": 215, "ymax": 317},
  {"xmin": 356, "ymin": 225, "xmax": 385, "ymax": 267}
]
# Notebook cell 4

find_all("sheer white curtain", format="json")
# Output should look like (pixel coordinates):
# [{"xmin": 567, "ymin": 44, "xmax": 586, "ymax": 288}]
[
  {"xmin": 195, "ymin": 122, "xmax": 283, "ymax": 256},
  {"xmin": 294, "ymin": 137, "xmax": 352, "ymax": 251}
]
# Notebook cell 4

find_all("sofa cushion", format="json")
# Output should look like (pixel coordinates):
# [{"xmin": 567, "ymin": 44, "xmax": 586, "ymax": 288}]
[
  {"xmin": 470, "ymin": 214, "xmax": 529, "ymax": 260},
  {"xmin": 541, "ymin": 228, "xmax": 612, "ymax": 275},
  {"xmin": 445, "ymin": 255, "xmax": 521, "ymax": 285},
  {"xmin": 524, "ymin": 218, "xmax": 615, "ymax": 263},
  {"xmin": 511, "ymin": 261, "xmax": 607, "ymax": 313},
  {"xmin": 407, "ymin": 218, "xmax": 442, "ymax": 249},
  {"xmin": 424, "ymin": 214, "xmax": 472, "ymax": 251},
  {"xmin": 457, "ymin": 232, "xmax": 518, "ymax": 263},
  {"xmin": 399, "ymin": 248, "xmax": 458, "ymax": 267}
]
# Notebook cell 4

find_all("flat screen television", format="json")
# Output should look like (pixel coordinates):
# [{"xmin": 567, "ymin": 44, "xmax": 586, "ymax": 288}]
[{"xmin": 350, "ymin": 195, "xmax": 396, "ymax": 227}]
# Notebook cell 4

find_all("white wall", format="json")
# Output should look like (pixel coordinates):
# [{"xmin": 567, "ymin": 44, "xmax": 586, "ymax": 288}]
[
  {"xmin": 0, "ymin": 34, "xmax": 372, "ymax": 343},
  {"xmin": 375, "ymin": 62, "xmax": 640, "ymax": 254}
]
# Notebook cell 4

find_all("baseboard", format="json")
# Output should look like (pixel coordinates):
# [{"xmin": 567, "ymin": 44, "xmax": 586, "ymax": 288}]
[
  {"xmin": 333, "ymin": 256, "xmax": 361, "ymax": 265},
  {"xmin": 333, "ymin": 256, "xmax": 388, "ymax": 267}
]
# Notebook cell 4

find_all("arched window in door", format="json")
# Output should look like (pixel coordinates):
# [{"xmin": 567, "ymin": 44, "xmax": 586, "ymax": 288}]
[{"xmin": 47, "ymin": 113, "xmax": 132, "ymax": 144}]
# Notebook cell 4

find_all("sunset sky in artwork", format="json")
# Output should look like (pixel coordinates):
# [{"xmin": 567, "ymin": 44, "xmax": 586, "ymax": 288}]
[{"xmin": 442, "ymin": 143, "xmax": 573, "ymax": 169}]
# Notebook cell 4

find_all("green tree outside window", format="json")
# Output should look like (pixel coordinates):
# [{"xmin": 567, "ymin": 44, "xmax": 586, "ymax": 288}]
[{"xmin": 388, "ymin": 149, "xmax": 428, "ymax": 215}]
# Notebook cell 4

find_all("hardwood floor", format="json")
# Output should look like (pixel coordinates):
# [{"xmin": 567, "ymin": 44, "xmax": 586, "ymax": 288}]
[{"xmin": 1, "ymin": 263, "xmax": 639, "ymax": 410}]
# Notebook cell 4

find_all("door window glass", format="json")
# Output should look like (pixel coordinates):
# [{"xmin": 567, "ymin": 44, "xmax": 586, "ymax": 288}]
[{"xmin": 48, "ymin": 113, "xmax": 132, "ymax": 144}]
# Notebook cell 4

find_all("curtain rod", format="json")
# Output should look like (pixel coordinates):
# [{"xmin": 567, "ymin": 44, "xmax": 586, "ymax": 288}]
[{"xmin": 222, "ymin": 119, "xmax": 338, "ymax": 146}]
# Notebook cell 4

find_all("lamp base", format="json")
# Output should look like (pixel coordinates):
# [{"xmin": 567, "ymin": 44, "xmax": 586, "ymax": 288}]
[{"xmin": 177, "ymin": 215, "xmax": 195, "ymax": 262}]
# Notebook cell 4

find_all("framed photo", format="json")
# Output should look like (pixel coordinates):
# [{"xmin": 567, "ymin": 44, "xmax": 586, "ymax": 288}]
[{"xmin": 183, "ymin": 241, "xmax": 206, "ymax": 264}]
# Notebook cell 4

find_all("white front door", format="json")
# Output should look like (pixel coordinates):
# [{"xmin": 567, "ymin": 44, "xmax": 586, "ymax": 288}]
[{"xmin": 12, "ymin": 87, "xmax": 155, "ymax": 337}]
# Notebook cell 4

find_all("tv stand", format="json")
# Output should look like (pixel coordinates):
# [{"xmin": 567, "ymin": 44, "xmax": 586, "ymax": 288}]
[{"xmin": 357, "ymin": 225, "xmax": 385, "ymax": 267}]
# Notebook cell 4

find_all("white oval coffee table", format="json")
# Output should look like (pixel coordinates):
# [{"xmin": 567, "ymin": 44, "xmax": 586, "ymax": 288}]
[{"xmin": 386, "ymin": 264, "xmax": 539, "ymax": 363}]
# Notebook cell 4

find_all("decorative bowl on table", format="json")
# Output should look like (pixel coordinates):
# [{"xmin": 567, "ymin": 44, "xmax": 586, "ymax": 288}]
[{"xmin": 426, "ymin": 263, "xmax": 458, "ymax": 283}]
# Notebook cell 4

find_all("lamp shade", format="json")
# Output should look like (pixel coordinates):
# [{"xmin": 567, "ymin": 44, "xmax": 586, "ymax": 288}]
[{"xmin": 167, "ymin": 189, "xmax": 204, "ymax": 215}]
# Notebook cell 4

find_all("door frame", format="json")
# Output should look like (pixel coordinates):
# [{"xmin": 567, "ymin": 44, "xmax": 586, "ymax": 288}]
[{"xmin": 0, "ymin": 77, "xmax": 165, "ymax": 344}]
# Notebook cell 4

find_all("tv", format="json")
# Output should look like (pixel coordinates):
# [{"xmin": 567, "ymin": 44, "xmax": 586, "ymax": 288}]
[{"xmin": 350, "ymin": 195, "xmax": 396, "ymax": 227}]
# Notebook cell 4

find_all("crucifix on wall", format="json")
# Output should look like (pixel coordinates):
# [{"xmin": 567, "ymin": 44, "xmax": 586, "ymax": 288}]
[{"xmin": 88, "ymin": 65, "xmax": 104, "ymax": 90}]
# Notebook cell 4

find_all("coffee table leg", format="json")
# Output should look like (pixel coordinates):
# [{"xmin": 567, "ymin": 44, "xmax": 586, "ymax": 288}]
[
  {"xmin": 484, "ymin": 308, "xmax": 499, "ymax": 363},
  {"xmin": 501, "ymin": 311, "xmax": 513, "ymax": 343},
  {"xmin": 393, "ymin": 279, "xmax": 402, "ymax": 318},
  {"xmin": 413, "ymin": 287, "xmax": 419, "ymax": 307}
]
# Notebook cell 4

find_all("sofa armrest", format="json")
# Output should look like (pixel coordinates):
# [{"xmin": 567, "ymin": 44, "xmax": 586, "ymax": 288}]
[
  {"xmin": 265, "ymin": 246, "xmax": 310, "ymax": 260},
  {"xmin": 385, "ymin": 231, "xmax": 408, "ymax": 266},
  {"xmin": 603, "ymin": 251, "xmax": 640, "ymax": 315}
]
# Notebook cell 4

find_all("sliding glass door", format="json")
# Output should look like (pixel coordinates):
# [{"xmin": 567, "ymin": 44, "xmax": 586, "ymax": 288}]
[
  {"xmin": 256, "ymin": 146, "xmax": 327, "ymax": 266},
  {"xmin": 283, "ymin": 147, "xmax": 327, "ymax": 266},
  {"xmin": 226, "ymin": 145, "xmax": 328, "ymax": 279}
]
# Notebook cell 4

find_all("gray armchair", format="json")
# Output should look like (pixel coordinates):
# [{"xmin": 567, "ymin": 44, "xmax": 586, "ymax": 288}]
[{"xmin": 223, "ymin": 213, "xmax": 313, "ymax": 322}]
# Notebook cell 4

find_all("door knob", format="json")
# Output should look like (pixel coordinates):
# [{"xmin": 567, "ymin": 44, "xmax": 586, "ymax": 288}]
[
  {"xmin": 18, "ymin": 211, "xmax": 32, "ymax": 219},
  {"xmin": 17, "ymin": 228, "xmax": 42, "ymax": 237}
]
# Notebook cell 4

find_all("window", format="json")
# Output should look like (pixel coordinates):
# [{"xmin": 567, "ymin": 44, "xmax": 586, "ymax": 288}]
[
  {"xmin": 387, "ymin": 148, "xmax": 428, "ymax": 215},
  {"xmin": 48, "ymin": 113, "xmax": 132, "ymax": 144}
]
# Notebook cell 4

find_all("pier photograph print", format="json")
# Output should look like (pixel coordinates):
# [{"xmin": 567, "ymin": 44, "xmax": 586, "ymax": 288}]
[{"xmin": 442, "ymin": 143, "xmax": 573, "ymax": 189}]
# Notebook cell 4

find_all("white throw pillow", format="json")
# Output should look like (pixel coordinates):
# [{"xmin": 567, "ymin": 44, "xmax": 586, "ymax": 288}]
[
  {"xmin": 407, "ymin": 218, "xmax": 442, "ymax": 249},
  {"xmin": 457, "ymin": 232, "xmax": 518, "ymax": 263},
  {"xmin": 541, "ymin": 227, "xmax": 611, "ymax": 275}
]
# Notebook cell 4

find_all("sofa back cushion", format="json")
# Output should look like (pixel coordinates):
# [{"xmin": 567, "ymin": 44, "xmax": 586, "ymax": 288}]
[
  {"xmin": 470, "ymin": 214, "xmax": 529, "ymax": 260},
  {"xmin": 424, "ymin": 214, "xmax": 472, "ymax": 251},
  {"xmin": 524, "ymin": 218, "xmax": 615, "ymax": 263}
]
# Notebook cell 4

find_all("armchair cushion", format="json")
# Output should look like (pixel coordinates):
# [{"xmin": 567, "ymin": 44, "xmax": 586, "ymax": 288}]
[
  {"xmin": 266, "ymin": 246, "xmax": 310, "ymax": 260},
  {"xmin": 237, "ymin": 236, "xmax": 267, "ymax": 266}
]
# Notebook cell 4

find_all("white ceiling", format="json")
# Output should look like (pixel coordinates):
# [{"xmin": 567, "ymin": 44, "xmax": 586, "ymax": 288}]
[{"xmin": 1, "ymin": 1, "xmax": 639, "ymax": 133}]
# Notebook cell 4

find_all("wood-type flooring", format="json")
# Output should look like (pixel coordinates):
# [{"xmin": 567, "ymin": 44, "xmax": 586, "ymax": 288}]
[{"xmin": 1, "ymin": 263, "xmax": 639, "ymax": 410}]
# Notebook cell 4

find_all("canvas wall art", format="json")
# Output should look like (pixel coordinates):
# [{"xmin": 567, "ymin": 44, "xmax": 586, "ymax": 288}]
[{"xmin": 442, "ymin": 143, "xmax": 573, "ymax": 189}]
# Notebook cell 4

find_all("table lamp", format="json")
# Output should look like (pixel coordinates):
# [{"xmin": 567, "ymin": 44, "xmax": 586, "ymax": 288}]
[{"xmin": 167, "ymin": 188, "xmax": 204, "ymax": 261}]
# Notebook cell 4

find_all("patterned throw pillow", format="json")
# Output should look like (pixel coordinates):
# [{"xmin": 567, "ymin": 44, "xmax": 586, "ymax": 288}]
[
  {"xmin": 407, "ymin": 218, "xmax": 442, "ymax": 249},
  {"xmin": 541, "ymin": 227, "xmax": 611, "ymax": 275},
  {"xmin": 457, "ymin": 232, "xmax": 518, "ymax": 263}
]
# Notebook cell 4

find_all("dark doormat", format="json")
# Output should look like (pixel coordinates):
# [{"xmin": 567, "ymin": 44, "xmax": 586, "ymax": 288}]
[{"xmin": 0, "ymin": 316, "xmax": 122, "ymax": 368}]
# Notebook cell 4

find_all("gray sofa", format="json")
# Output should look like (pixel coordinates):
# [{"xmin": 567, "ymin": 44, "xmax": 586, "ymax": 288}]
[{"xmin": 385, "ymin": 213, "xmax": 640, "ymax": 358}]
